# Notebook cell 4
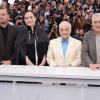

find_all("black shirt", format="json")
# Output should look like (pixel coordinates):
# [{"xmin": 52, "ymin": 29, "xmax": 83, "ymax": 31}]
[
  {"xmin": 26, "ymin": 28, "xmax": 46, "ymax": 65},
  {"xmin": 0, "ymin": 25, "xmax": 8, "ymax": 44}
]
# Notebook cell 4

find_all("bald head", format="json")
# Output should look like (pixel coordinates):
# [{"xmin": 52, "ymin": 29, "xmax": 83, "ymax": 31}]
[{"xmin": 59, "ymin": 21, "xmax": 72, "ymax": 39}]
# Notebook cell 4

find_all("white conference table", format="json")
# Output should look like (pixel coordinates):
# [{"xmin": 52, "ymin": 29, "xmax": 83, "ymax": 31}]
[{"xmin": 0, "ymin": 65, "xmax": 100, "ymax": 100}]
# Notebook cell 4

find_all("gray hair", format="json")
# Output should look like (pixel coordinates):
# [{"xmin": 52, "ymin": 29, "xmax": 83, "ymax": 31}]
[
  {"xmin": 59, "ymin": 21, "xmax": 72, "ymax": 34},
  {"xmin": 92, "ymin": 13, "xmax": 100, "ymax": 22}
]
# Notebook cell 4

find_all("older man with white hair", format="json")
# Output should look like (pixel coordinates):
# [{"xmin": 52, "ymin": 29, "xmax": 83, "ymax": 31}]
[
  {"xmin": 82, "ymin": 13, "xmax": 100, "ymax": 70},
  {"xmin": 47, "ymin": 21, "xmax": 82, "ymax": 67}
]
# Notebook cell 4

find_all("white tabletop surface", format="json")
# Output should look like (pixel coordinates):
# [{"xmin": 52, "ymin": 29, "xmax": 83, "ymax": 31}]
[{"xmin": 0, "ymin": 65, "xmax": 100, "ymax": 80}]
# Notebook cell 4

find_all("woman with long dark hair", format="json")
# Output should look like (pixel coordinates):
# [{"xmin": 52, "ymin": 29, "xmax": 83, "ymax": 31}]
[{"xmin": 14, "ymin": 11, "xmax": 48, "ymax": 65}]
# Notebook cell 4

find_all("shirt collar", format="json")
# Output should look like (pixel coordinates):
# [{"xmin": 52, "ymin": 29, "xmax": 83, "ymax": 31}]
[
  {"xmin": 61, "ymin": 36, "xmax": 71, "ymax": 43},
  {"xmin": 0, "ymin": 24, "xmax": 8, "ymax": 30}
]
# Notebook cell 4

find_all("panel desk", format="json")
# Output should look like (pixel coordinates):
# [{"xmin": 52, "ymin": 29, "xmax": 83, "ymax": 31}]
[{"xmin": 0, "ymin": 65, "xmax": 100, "ymax": 100}]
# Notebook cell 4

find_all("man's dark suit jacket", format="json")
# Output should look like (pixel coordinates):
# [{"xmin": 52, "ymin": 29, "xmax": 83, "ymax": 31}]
[
  {"xmin": 0, "ymin": 24, "xmax": 18, "ymax": 63},
  {"xmin": 82, "ymin": 29, "xmax": 97, "ymax": 67}
]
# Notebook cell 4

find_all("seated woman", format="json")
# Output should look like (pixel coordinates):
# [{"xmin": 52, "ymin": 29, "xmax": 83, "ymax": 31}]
[{"xmin": 14, "ymin": 11, "xmax": 49, "ymax": 66}]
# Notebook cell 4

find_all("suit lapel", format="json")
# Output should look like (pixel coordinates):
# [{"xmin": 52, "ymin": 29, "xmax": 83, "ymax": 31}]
[
  {"xmin": 6, "ymin": 25, "xmax": 13, "ymax": 55},
  {"xmin": 90, "ymin": 30, "xmax": 97, "ymax": 60},
  {"xmin": 0, "ymin": 27, "xmax": 6, "ymax": 51}
]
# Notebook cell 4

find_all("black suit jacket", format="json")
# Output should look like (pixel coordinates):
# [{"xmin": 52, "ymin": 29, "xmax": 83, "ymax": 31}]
[
  {"xmin": 14, "ymin": 26, "xmax": 49, "ymax": 65},
  {"xmin": 0, "ymin": 24, "xmax": 18, "ymax": 63}
]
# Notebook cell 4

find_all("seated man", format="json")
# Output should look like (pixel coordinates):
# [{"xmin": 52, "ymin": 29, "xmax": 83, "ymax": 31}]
[
  {"xmin": 47, "ymin": 21, "xmax": 82, "ymax": 67},
  {"xmin": 0, "ymin": 5, "xmax": 18, "ymax": 65},
  {"xmin": 82, "ymin": 13, "xmax": 100, "ymax": 70}
]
